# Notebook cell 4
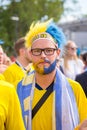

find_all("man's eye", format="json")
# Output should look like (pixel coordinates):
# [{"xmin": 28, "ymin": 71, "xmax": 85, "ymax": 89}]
[
  {"xmin": 34, "ymin": 49, "xmax": 40, "ymax": 52},
  {"xmin": 46, "ymin": 49, "xmax": 52, "ymax": 52}
]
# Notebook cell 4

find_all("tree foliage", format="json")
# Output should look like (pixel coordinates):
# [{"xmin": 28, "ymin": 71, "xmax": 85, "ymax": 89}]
[{"xmin": 0, "ymin": 0, "xmax": 64, "ymax": 55}]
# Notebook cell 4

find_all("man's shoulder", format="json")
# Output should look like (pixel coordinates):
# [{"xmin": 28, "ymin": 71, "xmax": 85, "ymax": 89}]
[
  {"xmin": 17, "ymin": 71, "xmax": 35, "ymax": 99},
  {"xmin": 67, "ymin": 78, "xmax": 83, "ymax": 93},
  {"xmin": 17, "ymin": 70, "xmax": 35, "ymax": 87},
  {"xmin": 3, "ymin": 62, "xmax": 18, "ymax": 72},
  {"xmin": 3, "ymin": 62, "xmax": 25, "ymax": 77},
  {"xmin": 67, "ymin": 78, "xmax": 80, "ymax": 86},
  {"xmin": 0, "ymin": 80, "xmax": 15, "ymax": 94},
  {"xmin": 0, "ymin": 80, "xmax": 14, "ymax": 87}
]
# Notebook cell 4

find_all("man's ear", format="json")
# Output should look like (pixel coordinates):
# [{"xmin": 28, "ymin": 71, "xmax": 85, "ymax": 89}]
[
  {"xmin": 19, "ymin": 48, "xmax": 25, "ymax": 55},
  {"xmin": 28, "ymin": 49, "xmax": 32, "ymax": 56},
  {"xmin": 57, "ymin": 49, "xmax": 61, "ymax": 55}
]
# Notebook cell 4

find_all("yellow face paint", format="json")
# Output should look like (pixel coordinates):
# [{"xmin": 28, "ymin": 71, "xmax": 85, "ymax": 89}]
[
  {"xmin": 33, "ymin": 59, "xmax": 44, "ymax": 74},
  {"xmin": 33, "ymin": 59, "xmax": 57, "ymax": 74}
]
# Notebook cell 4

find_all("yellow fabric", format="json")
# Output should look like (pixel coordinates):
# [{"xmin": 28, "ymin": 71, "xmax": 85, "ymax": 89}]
[
  {"xmin": 3, "ymin": 63, "xmax": 34, "ymax": 89},
  {"xmin": 0, "ymin": 80, "xmax": 25, "ymax": 130},
  {"xmin": 67, "ymin": 78, "xmax": 87, "ymax": 122},
  {"xmin": 0, "ymin": 74, "xmax": 5, "ymax": 80},
  {"xmin": 31, "ymin": 79, "xmax": 87, "ymax": 130},
  {"xmin": 74, "ymin": 126, "xmax": 79, "ymax": 130},
  {"xmin": 67, "ymin": 78, "xmax": 87, "ymax": 130},
  {"xmin": 32, "ymin": 87, "xmax": 53, "ymax": 130}
]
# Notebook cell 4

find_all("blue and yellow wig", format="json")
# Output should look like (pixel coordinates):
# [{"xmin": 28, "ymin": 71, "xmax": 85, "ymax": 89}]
[{"xmin": 25, "ymin": 19, "xmax": 66, "ymax": 49}]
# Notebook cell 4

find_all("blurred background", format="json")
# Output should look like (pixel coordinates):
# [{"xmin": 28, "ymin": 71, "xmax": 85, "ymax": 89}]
[{"xmin": 0, "ymin": 0, "xmax": 87, "ymax": 56}]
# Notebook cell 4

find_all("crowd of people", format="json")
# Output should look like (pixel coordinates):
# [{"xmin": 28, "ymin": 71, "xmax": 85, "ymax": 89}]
[{"xmin": 0, "ymin": 19, "xmax": 87, "ymax": 130}]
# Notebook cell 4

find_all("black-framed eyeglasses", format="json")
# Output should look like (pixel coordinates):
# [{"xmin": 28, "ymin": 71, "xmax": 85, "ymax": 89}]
[{"xmin": 31, "ymin": 48, "xmax": 58, "ymax": 56}]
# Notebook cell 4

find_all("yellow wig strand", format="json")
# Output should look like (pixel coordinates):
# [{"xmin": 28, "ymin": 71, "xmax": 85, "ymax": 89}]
[{"xmin": 25, "ymin": 19, "xmax": 52, "ymax": 48}]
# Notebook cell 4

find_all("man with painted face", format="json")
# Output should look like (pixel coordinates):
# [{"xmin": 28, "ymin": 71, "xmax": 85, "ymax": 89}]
[{"xmin": 17, "ymin": 19, "xmax": 87, "ymax": 130}]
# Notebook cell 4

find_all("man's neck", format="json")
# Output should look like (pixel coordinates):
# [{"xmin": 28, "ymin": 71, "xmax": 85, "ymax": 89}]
[
  {"xmin": 35, "ymin": 70, "xmax": 56, "ymax": 89},
  {"xmin": 16, "ymin": 56, "xmax": 29, "ymax": 67}
]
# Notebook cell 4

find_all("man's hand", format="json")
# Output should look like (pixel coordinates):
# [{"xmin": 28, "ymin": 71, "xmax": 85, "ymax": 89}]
[{"xmin": 79, "ymin": 119, "xmax": 87, "ymax": 130}]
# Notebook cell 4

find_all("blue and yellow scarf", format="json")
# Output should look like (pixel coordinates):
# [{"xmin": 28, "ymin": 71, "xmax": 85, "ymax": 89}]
[{"xmin": 17, "ymin": 68, "xmax": 79, "ymax": 130}]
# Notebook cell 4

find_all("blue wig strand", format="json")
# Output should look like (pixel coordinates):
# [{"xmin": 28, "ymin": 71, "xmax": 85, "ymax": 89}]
[{"xmin": 46, "ymin": 22, "xmax": 66, "ymax": 48}]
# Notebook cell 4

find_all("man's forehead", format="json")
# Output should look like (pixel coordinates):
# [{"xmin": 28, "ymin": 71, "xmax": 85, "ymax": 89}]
[{"xmin": 31, "ymin": 38, "xmax": 57, "ymax": 49}]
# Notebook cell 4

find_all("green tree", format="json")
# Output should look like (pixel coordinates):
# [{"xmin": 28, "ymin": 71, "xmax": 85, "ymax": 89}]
[{"xmin": 0, "ymin": 0, "xmax": 76, "ymax": 55}]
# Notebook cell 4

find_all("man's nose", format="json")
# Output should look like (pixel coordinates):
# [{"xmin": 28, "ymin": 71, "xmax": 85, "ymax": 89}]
[{"xmin": 41, "ymin": 51, "xmax": 46, "ymax": 57}]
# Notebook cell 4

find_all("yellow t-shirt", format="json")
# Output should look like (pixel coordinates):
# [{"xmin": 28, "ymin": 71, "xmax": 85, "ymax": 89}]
[
  {"xmin": 31, "ymin": 79, "xmax": 87, "ymax": 130},
  {"xmin": 32, "ymin": 87, "xmax": 53, "ymax": 130},
  {"xmin": 67, "ymin": 78, "xmax": 87, "ymax": 122},
  {"xmin": 0, "ymin": 74, "xmax": 5, "ymax": 80},
  {"xmin": 0, "ymin": 80, "xmax": 25, "ymax": 130},
  {"xmin": 3, "ymin": 62, "xmax": 34, "ymax": 88}
]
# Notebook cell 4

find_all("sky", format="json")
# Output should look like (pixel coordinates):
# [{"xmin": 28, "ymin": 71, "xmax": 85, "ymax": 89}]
[
  {"xmin": 59, "ymin": 0, "xmax": 87, "ymax": 23},
  {"xmin": 78, "ymin": 0, "xmax": 87, "ymax": 14}
]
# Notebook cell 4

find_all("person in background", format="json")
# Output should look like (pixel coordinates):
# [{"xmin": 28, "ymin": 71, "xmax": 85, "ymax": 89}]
[
  {"xmin": 75, "ymin": 51, "xmax": 87, "ymax": 97},
  {"xmin": 3, "ymin": 37, "xmax": 33, "ymax": 88},
  {"xmin": 60, "ymin": 40, "xmax": 84, "ymax": 80},
  {"xmin": 56, "ymin": 58, "xmax": 64, "ymax": 74},
  {"xmin": 17, "ymin": 19, "xmax": 87, "ymax": 130},
  {"xmin": 0, "ymin": 45, "xmax": 11, "ymax": 75},
  {"xmin": 0, "ymin": 79, "xmax": 25, "ymax": 130},
  {"xmin": 10, "ymin": 54, "xmax": 16, "ymax": 62},
  {"xmin": 3, "ymin": 52, "xmax": 12, "ymax": 66},
  {"xmin": 0, "ymin": 43, "xmax": 12, "ymax": 80},
  {"xmin": 0, "ymin": 45, "xmax": 5, "ymax": 65}
]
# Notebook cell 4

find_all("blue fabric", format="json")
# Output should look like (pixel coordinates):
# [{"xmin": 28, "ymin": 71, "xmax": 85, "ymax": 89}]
[{"xmin": 17, "ymin": 80, "xmax": 32, "ymax": 128}]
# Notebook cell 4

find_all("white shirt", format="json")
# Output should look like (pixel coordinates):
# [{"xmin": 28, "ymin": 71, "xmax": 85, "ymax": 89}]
[{"xmin": 60, "ymin": 58, "xmax": 84, "ymax": 80}]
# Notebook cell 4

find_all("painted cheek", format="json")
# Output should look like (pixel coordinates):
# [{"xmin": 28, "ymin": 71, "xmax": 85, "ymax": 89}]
[
  {"xmin": 44, "ymin": 60, "xmax": 57, "ymax": 74},
  {"xmin": 33, "ymin": 60, "xmax": 44, "ymax": 74}
]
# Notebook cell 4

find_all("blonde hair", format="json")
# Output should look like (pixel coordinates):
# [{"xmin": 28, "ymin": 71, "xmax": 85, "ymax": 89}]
[{"xmin": 63, "ymin": 40, "xmax": 78, "ymax": 70}]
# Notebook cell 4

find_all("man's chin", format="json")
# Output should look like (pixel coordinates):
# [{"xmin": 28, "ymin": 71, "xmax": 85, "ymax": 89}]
[{"xmin": 34, "ymin": 66, "xmax": 44, "ymax": 74}]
